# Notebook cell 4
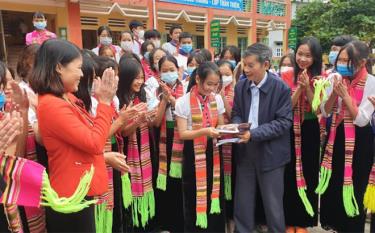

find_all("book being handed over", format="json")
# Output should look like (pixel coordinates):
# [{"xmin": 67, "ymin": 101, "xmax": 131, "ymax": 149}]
[
  {"xmin": 216, "ymin": 123, "xmax": 251, "ymax": 146},
  {"xmin": 216, "ymin": 124, "xmax": 240, "ymax": 134}
]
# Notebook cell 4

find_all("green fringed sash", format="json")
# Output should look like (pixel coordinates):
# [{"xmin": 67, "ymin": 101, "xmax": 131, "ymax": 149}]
[
  {"xmin": 156, "ymin": 174, "xmax": 167, "ymax": 191},
  {"xmin": 130, "ymin": 191, "xmax": 155, "ymax": 228},
  {"xmin": 312, "ymin": 78, "xmax": 330, "ymax": 113},
  {"xmin": 40, "ymin": 165, "xmax": 97, "ymax": 213},
  {"xmin": 343, "ymin": 185, "xmax": 359, "ymax": 217},
  {"xmin": 196, "ymin": 213, "xmax": 207, "ymax": 229},
  {"xmin": 210, "ymin": 198, "xmax": 221, "ymax": 214},
  {"xmin": 298, "ymin": 188, "xmax": 314, "ymax": 217},
  {"xmin": 95, "ymin": 202, "xmax": 113, "ymax": 233},
  {"xmin": 169, "ymin": 162, "xmax": 182, "ymax": 179},
  {"xmin": 315, "ymin": 167, "xmax": 332, "ymax": 195},
  {"xmin": 224, "ymin": 175, "xmax": 232, "ymax": 201},
  {"xmin": 121, "ymin": 173, "xmax": 132, "ymax": 209},
  {"xmin": 121, "ymin": 171, "xmax": 156, "ymax": 228}
]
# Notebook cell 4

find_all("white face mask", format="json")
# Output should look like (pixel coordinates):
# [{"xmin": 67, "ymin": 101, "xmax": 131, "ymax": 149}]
[
  {"xmin": 100, "ymin": 37, "xmax": 112, "ymax": 46},
  {"xmin": 138, "ymin": 30, "xmax": 145, "ymax": 40},
  {"xmin": 153, "ymin": 40, "xmax": 161, "ymax": 48},
  {"xmin": 121, "ymin": 41, "xmax": 133, "ymax": 51},
  {"xmin": 280, "ymin": 66, "xmax": 294, "ymax": 73},
  {"xmin": 222, "ymin": 75, "xmax": 233, "ymax": 87}
]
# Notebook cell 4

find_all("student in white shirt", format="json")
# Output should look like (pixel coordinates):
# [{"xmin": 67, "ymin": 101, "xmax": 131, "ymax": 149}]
[
  {"xmin": 175, "ymin": 32, "xmax": 194, "ymax": 71},
  {"xmin": 92, "ymin": 25, "xmax": 121, "ymax": 61},
  {"xmin": 145, "ymin": 48, "xmax": 168, "ymax": 108},
  {"xmin": 162, "ymin": 24, "xmax": 183, "ymax": 56},
  {"xmin": 175, "ymin": 61, "xmax": 226, "ymax": 232},
  {"xmin": 129, "ymin": 20, "xmax": 145, "ymax": 56},
  {"xmin": 319, "ymin": 40, "xmax": 375, "ymax": 232}
]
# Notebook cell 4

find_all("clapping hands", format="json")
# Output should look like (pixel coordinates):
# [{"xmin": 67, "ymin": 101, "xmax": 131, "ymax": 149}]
[
  {"xmin": 0, "ymin": 111, "xmax": 22, "ymax": 154},
  {"xmin": 332, "ymin": 75, "xmax": 349, "ymax": 99},
  {"xmin": 297, "ymin": 69, "xmax": 310, "ymax": 90},
  {"xmin": 94, "ymin": 68, "xmax": 119, "ymax": 105}
]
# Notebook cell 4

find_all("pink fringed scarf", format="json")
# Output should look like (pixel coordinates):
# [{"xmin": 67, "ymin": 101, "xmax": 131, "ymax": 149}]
[
  {"xmin": 292, "ymin": 72, "xmax": 315, "ymax": 216},
  {"xmin": 316, "ymin": 68, "xmax": 367, "ymax": 217},
  {"xmin": 126, "ymin": 98, "xmax": 155, "ymax": 228},
  {"xmin": 190, "ymin": 86, "xmax": 221, "ymax": 228}
]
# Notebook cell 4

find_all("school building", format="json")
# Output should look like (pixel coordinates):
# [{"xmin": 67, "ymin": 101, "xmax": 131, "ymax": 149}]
[{"xmin": 0, "ymin": 0, "xmax": 291, "ymax": 67}]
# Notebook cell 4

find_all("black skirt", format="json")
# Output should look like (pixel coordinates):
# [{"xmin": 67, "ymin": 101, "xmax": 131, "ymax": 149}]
[
  {"xmin": 0, "ymin": 206, "xmax": 10, "ymax": 233},
  {"xmin": 182, "ymin": 139, "xmax": 226, "ymax": 233},
  {"xmin": 154, "ymin": 127, "xmax": 184, "ymax": 232},
  {"xmin": 46, "ymin": 199, "xmax": 95, "ymax": 233},
  {"xmin": 284, "ymin": 118, "xmax": 320, "ymax": 227},
  {"xmin": 320, "ymin": 123, "xmax": 374, "ymax": 232},
  {"xmin": 0, "ymin": 205, "xmax": 34, "ymax": 233},
  {"xmin": 112, "ymin": 137, "xmax": 140, "ymax": 233}
]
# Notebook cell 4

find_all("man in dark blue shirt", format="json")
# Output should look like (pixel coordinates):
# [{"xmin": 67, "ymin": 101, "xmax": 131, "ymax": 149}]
[{"xmin": 232, "ymin": 43, "xmax": 292, "ymax": 233}]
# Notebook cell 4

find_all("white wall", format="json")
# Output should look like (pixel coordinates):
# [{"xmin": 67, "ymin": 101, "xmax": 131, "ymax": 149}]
[{"xmin": 268, "ymin": 30, "xmax": 283, "ymax": 58}]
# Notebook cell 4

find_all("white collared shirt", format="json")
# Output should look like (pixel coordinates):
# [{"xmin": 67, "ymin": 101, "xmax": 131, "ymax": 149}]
[{"xmin": 174, "ymin": 92, "xmax": 225, "ymax": 130}]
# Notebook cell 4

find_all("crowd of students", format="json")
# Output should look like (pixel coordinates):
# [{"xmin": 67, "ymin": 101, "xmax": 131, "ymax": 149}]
[{"xmin": 0, "ymin": 11, "xmax": 375, "ymax": 233}]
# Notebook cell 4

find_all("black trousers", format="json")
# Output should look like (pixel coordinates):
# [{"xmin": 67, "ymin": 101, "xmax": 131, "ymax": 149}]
[{"xmin": 46, "ymin": 202, "xmax": 95, "ymax": 233}]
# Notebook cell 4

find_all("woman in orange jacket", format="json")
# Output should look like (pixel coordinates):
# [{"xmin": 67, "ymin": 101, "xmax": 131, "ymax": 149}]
[{"xmin": 30, "ymin": 39, "xmax": 118, "ymax": 232}]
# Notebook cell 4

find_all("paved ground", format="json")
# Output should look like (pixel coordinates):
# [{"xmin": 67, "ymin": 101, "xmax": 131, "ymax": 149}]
[
  {"xmin": 226, "ymin": 215, "xmax": 372, "ymax": 233},
  {"xmin": 308, "ymin": 222, "xmax": 371, "ymax": 233}
]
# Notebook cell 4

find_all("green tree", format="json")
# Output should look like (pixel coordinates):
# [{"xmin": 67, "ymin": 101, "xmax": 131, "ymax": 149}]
[{"xmin": 292, "ymin": 0, "xmax": 375, "ymax": 52}]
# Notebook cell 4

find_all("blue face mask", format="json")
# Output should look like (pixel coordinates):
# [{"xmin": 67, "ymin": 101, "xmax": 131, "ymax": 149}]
[
  {"xmin": 336, "ymin": 64, "xmax": 354, "ymax": 77},
  {"xmin": 228, "ymin": 60, "xmax": 237, "ymax": 68},
  {"xmin": 186, "ymin": 66, "xmax": 196, "ymax": 76},
  {"xmin": 328, "ymin": 51, "xmax": 339, "ymax": 65},
  {"xmin": 181, "ymin": 44, "xmax": 192, "ymax": 54},
  {"xmin": 0, "ymin": 92, "xmax": 5, "ymax": 110},
  {"xmin": 34, "ymin": 21, "xmax": 46, "ymax": 30},
  {"xmin": 161, "ymin": 71, "xmax": 179, "ymax": 84}
]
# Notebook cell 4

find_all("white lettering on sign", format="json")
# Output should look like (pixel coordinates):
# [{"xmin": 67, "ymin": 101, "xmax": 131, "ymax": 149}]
[
  {"xmin": 220, "ymin": 0, "xmax": 230, "ymax": 7},
  {"xmin": 212, "ymin": 0, "xmax": 219, "ymax": 6},
  {"xmin": 230, "ymin": 2, "xmax": 240, "ymax": 8},
  {"xmin": 196, "ymin": 0, "xmax": 209, "ymax": 4}
]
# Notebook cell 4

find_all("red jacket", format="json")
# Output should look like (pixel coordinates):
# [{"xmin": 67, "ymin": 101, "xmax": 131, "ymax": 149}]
[{"xmin": 38, "ymin": 93, "xmax": 113, "ymax": 197}]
